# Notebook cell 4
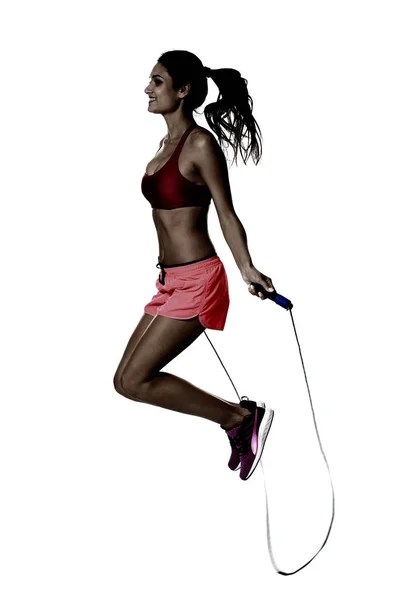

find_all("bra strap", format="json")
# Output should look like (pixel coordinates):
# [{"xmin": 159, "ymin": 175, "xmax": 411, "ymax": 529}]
[{"xmin": 171, "ymin": 123, "xmax": 196, "ymax": 160}]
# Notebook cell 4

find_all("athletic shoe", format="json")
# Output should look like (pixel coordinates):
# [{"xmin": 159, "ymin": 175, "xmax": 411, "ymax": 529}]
[
  {"xmin": 229, "ymin": 396, "xmax": 274, "ymax": 481},
  {"xmin": 220, "ymin": 399, "xmax": 266, "ymax": 471}
]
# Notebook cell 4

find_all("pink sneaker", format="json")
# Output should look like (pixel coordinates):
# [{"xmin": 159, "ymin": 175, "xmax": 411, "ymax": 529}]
[
  {"xmin": 223, "ymin": 397, "xmax": 274, "ymax": 480},
  {"xmin": 221, "ymin": 399, "xmax": 266, "ymax": 472}
]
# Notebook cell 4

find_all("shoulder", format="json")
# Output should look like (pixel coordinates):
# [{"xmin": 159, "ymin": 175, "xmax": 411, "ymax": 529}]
[
  {"xmin": 190, "ymin": 126, "xmax": 225, "ymax": 162},
  {"xmin": 190, "ymin": 126, "xmax": 217, "ymax": 146}
]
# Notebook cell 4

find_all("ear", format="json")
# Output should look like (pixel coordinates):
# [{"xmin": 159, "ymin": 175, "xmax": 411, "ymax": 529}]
[{"xmin": 178, "ymin": 81, "xmax": 191, "ymax": 99}]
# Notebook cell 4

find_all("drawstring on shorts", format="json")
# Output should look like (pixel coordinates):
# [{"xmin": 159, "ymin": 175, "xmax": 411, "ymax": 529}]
[
  {"xmin": 156, "ymin": 251, "xmax": 217, "ymax": 285},
  {"xmin": 156, "ymin": 259, "xmax": 166, "ymax": 284}
]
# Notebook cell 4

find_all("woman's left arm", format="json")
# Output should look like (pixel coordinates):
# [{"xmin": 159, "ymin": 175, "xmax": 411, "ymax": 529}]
[{"xmin": 192, "ymin": 132, "xmax": 276, "ymax": 299}]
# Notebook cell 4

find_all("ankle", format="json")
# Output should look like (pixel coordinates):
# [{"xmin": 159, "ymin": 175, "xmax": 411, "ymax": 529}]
[{"xmin": 221, "ymin": 407, "xmax": 252, "ymax": 431}]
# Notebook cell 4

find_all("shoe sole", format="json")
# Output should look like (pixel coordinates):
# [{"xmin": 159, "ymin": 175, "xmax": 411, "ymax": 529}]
[{"xmin": 241, "ymin": 406, "xmax": 274, "ymax": 480}]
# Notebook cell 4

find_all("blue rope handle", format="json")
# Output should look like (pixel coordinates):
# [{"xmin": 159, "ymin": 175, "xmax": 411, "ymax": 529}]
[{"xmin": 250, "ymin": 282, "xmax": 293, "ymax": 310}]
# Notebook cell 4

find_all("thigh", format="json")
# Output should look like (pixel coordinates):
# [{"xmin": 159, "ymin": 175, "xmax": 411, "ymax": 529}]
[
  {"xmin": 120, "ymin": 313, "xmax": 206, "ymax": 393},
  {"xmin": 114, "ymin": 312, "xmax": 156, "ymax": 388}
]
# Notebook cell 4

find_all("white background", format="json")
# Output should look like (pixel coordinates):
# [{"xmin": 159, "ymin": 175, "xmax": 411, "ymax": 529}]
[{"xmin": 1, "ymin": 0, "xmax": 410, "ymax": 598}]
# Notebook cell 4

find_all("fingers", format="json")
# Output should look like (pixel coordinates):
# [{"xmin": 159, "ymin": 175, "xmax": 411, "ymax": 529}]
[
  {"xmin": 248, "ymin": 283, "xmax": 268, "ymax": 300},
  {"xmin": 248, "ymin": 279, "xmax": 277, "ymax": 300}
]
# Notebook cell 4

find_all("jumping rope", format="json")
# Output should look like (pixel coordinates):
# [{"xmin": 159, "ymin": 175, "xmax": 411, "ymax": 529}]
[{"xmin": 203, "ymin": 284, "xmax": 335, "ymax": 575}]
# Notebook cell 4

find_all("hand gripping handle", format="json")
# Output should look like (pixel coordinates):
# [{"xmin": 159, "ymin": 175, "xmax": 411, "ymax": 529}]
[{"xmin": 250, "ymin": 282, "xmax": 293, "ymax": 310}]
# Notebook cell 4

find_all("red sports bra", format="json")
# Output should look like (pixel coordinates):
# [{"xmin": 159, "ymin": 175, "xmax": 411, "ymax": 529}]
[{"xmin": 141, "ymin": 123, "xmax": 212, "ymax": 210}]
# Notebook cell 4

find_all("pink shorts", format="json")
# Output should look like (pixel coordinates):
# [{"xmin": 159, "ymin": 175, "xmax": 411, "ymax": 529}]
[{"xmin": 143, "ymin": 255, "xmax": 230, "ymax": 331}]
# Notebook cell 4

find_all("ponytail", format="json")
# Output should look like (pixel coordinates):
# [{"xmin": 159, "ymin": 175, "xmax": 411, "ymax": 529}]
[{"xmin": 157, "ymin": 50, "xmax": 263, "ymax": 167}]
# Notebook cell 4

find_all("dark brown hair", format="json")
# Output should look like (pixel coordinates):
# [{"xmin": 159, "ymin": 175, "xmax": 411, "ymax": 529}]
[{"xmin": 157, "ymin": 49, "xmax": 263, "ymax": 167}]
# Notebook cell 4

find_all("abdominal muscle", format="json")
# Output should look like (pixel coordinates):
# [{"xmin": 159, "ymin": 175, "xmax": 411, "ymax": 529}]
[{"xmin": 152, "ymin": 205, "xmax": 217, "ymax": 265}]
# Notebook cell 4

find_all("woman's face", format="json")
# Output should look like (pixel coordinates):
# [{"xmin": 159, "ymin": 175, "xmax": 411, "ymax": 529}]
[
  {"xmin": 145, "ymin": 63, "xmax": 173, "ymax": 113},
  {"xmin": 144, "ymin": 63, "xmax": 189, "ymax": 114}
]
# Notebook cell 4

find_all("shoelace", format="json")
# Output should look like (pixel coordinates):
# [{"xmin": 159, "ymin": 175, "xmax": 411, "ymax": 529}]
[{"xmin": 231, "ymin": 412, "xmax": 255, "ymax": 456}]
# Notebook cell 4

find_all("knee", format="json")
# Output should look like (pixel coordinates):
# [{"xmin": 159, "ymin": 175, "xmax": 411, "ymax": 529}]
[
  {"xmin": 113, "ymin": 371, "xmax": 137, "ymax": 398},
  {"xmin": 113, "ymin": 369, "xmax": 137, "ymax": 396},
  {"xmin": 113, "ymin": 371, "xmax": 124, "ymax": 394},
  {"xmin": 116, "ymin": 370, "xmax": 148, "ymax": 399}
]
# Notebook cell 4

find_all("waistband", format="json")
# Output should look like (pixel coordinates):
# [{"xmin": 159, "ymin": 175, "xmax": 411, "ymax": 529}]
[{"xmin": 156, "ymin": 252, "xmax": 220, "ymax": 277}]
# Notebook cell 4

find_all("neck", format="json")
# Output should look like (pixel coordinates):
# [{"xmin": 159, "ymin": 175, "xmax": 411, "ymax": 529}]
[{"xmin": 163, "ymin": 115, "xmax": 196, "ymax": 143}]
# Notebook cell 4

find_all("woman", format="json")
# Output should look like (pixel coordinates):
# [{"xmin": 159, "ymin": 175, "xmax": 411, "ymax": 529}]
[{"xmin": 113, "ymin": 50, "xmax": 275, "ymax": 480}]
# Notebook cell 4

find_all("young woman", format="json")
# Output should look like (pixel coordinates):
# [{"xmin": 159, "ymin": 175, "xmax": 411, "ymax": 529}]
[{"xmin": 113, "ymin": 50, "xmax": 275, "ymax": 480}]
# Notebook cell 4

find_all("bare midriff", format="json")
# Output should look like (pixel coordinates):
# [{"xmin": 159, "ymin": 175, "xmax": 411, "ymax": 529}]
[{"xmin": 152, "ymin": 205, "xmax": 217, "ymax": 266}]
